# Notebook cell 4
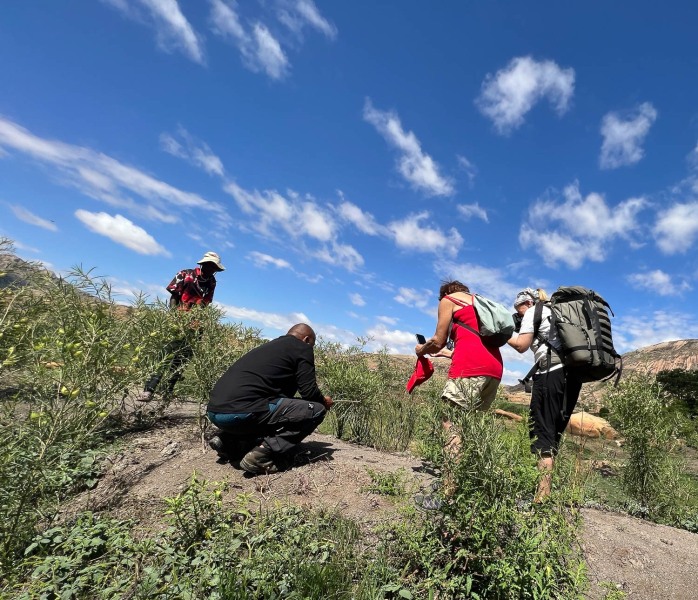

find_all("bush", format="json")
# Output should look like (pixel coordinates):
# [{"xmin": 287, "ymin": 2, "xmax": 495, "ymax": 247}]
[
  {"xmin": 606, "ymin": 374, "xmax": 693, "ymax": 524},
  {"xmin": 385, "ymin": 409, "xmax": 587, "ymax": 599}
]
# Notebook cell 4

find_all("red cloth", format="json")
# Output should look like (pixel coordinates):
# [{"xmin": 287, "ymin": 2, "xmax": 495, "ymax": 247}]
[
  {"xmin": 447, "ymin": 302, "xmax": 503, "ymax": 380},
  {"xmin": 406, "ymin": 356, "xmax": 434, "ymax": 393}
]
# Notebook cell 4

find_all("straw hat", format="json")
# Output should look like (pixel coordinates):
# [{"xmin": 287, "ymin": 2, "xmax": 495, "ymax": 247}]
[{"xmin": 197, "ymin": 251, "xmax": 225, "ymax": 271}]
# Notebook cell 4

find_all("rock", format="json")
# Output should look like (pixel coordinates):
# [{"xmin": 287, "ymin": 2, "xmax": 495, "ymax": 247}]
[
  {"xmin": 567, "ymin": 411, "xmax": 617, "ymax": 439},
  {"xmin": 494, "ymin": 409, "xmax": 523, "ymax": 422}
]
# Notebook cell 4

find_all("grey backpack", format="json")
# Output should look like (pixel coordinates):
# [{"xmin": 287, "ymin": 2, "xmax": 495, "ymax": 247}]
[{"xmin": 534, "ymin": 286, "xmax": 622, "ymax": 384}]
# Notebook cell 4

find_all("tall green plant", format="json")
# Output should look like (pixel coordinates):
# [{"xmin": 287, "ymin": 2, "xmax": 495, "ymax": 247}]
[{"xmin": 606, "ymin": 374, "xmax": 692, "ymax": 523}]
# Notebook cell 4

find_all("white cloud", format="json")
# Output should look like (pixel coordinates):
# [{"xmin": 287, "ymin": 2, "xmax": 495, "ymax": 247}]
[
  {"xmin": 337, "ymin": 200, "xmax": 385, "ymax": 235},
  {"xmin": 433, "ymin": 260, "xmax": 519, "ymax": 306},
  {"xmin": 476, "ymin": 56, "xmax": 575, "ymax": 134},
  {"xmin": 394, "ymin": 286, "xmax": 433, "ymax": 311},
  {"xmin": 364, "ymin": 323, "xmax": 416, "ymax": 354},
  {"xmin": 251, "ymin": 23, "xmax": 289, "ymax": 79},
  {"xmin": 209, "ymin": 0, "xmax": 289, "ymax": 79},
  {"xmin": 219, "ymin": 303, "xmax": 310, "ymax": 333},
  {"xmin": 225, "ymin": 180, "xmax": 364, "ymax": 272},
  {"xmin": 277, "ymin": 0, "xmax": 337, "ymax": 40},
  {"xmin": 225, "ymin": 180, "xmax": 336, "ymax": 242},
  {"xmin": 627, "ymin": 270, "xmax": 691, "ymax": 296},
  {"xmin": 653, "ymin": 202, "xmax": 698, "ymax": 255},
  {"xmin": 75, "ymin": 209, "xmax": 170, "ymax": 256},
  {"xmin": 376, "ymin": 315, "xmax": 398, "ymax": 325},
  {"xmin": 599, "ymin": 102, "xmax": 657, "ymax": 169},
  {"xmin": 160, "ymin": 127, "xmax": 224, "ymax": 176},
  {"xmin": 363, "ymin": 98, "xmax": 454, "ymax": 197},
  {"xmin": 457, "ymin": 155, "xmax": 477, "ymax": 186},
  {"xmin": 313, "ymin": 241, "xmax": 364, "ymax": 271},
  {"xmin": 387, "ymin": 212, "xmax": 463, "ymax": 257},
  {"xmin": 349, "ymin": 292, "xmax": 365, "ymax": 307},
  {"xmin": 457, "ymin": 203, "xmax": 488, "ymax": 223},
  {"xmin": 519, "ymin": 182, "xmax": 647, "ymax": 269},
  {"xmin": 0, "ymin": 116, "xmax": 224, "ymax": 225},
  {"xmin": 247, "ymin": 251, "xmax": 292, "ymax": 269},
  {"xmin": 105, "ymin": 0, "xmax": 205, "ymax": 64},
  {"xmin": 614, "ymin": 310, "xmax": 698, "ymax": 354},
  {"xmin": 10, "ymin": 205, "xmax": 58, "ymax": 231}
]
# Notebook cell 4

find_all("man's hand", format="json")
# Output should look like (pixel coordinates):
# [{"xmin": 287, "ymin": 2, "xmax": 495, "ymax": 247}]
[
  {"xmin": 415, "ymin": 343, "xmax": 427, "ymax": 356},
  {"xmin": 323, "ymin": 396, "xmax": 334, "ymax": 410}
]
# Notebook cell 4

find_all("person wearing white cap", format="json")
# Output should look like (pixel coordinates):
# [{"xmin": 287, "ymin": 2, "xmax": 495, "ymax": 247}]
[
  {"xmin": 507, "ymin": 287, "xmax": 583, "ymax": 502},
  {"xmin": 135, "ymin": 251, "xmax": 225, "ymax": 403}
]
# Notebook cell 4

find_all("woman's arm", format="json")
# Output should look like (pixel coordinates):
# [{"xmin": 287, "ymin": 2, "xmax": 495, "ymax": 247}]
[
  {"xmin": 416, "ymin": 297, "xmax": 457, "ymax": 356},
  {"xmin": 508, "ymin": 332, "xmax": 533, "ymax": 353}
]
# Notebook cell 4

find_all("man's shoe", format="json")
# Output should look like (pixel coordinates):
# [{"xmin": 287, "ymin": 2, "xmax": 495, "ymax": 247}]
[
  {"xmin": 135, "ymin": 390, "xmax": 154, "ymax": 403},
  {"xmin": 240, "ymin": 445, "xmax": 280, "ymax": 474},
  {"xmin": 208, "ymin": 436, "xmax": 229, "ymax": 459}
]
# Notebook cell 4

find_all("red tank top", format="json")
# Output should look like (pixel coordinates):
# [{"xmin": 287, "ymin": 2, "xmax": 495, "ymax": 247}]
[{"xmin": 446, "ymin": 296, "xmax": 503, "ymax": 380}]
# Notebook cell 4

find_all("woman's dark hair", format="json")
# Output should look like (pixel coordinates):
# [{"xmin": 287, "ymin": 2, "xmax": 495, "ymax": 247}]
[{"xmin": 439, "ymin": 280, "xmax": 470, "ymax": 300}]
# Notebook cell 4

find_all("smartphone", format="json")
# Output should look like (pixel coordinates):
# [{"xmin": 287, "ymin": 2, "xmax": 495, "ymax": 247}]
[{"xmin": 415, "ymin": 333, "xmax": 427, "ymax": 344}]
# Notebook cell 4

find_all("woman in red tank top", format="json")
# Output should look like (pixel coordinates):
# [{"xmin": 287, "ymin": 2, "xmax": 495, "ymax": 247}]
[{"xmin": 415, "ymin": 280, "xmax": 503, "ymax": 410}]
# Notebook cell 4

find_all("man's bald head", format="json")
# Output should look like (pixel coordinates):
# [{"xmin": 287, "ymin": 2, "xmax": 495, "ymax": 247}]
[{"xmin": 287, "ymin": 323, "xmax": 316, "ymax": 346}]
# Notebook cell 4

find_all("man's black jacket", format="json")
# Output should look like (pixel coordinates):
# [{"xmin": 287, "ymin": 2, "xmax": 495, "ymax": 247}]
[{"xmin": 207, "ymin": 334, "xmax": 325, "ymax": 413}]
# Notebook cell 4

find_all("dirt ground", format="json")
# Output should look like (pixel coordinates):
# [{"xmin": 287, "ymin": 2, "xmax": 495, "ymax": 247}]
[{"xmin": 69, "ymin": 407, "xmax": 698, "ymax": 600}]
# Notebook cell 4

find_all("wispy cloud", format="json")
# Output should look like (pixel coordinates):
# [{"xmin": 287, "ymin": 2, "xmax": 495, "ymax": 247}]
[
  {"xmin": 363, "ymin": 98, "xmax": 455, "ymax": 197},
  {"xmin": 376, "ymin": 315, "xmax": 398, "ymax": 325},
  {"xmin": 653, "ymin": 202, "xmax": 698, "ymax": 254},
  {"xmin": 457, "ymin": 155, "xmax": 478, "ymax": 187},
  {"xmin": 0, "ymin": 116, "xmax": 225, "ymax": 225},
  {"xmin": 75, "ymin": 209, "xmax": 170, "ymax": 256},
  {"xmin": 247, "ymin": 250, "xmax": 292, "ymax": 269},
  {"xmin": 209, "ymin": 0, "xmax": 289, "ymax": 79},
  {"xmin": 364, "ymin": 323, "xmax": 416, "ymax": 354},
  {"xmin": 434, "ymin": 260, "xmax": 518, "ymax": 306},
  {"xmin": 457, "ymin": 203, "xmax": 488, "ymax": 223},
  {"xmin": 277, "ymin": 0, "xmax": 337, "ymax": 40},
  {"xmin": 219, "ymin": 302, "xmax": 310, "ymax": 332},
  {"xmin": 627, "ymin": 270, "xmax": 691, "ymax": 296},
  {"xmin": 615, "ymin": 310, "xmax": 698, "ymax": 353},
  {"xmin": 394, "ymin": 286, "xmax": 433, "ymax": 311},
  {"xmin": 599, "ymin": 102, "xmax": 657, "ymax": 169},
  {"xmin": 160, "ymin": 127, "xmax": 224, "ymax": 176},
  {"xmin": 225, "ymin": 180, "xmax": 363, "ymax": 271},
  {"xmin": 476, "ymin": 56, "xmax": 575, "ymax": 134},
  {"xmin": 10, "ymin": 205, "xmax": 58, "ymax": 231},
  {"xmin": 387, "ymin": 212, "xmax": 463, "ymax": 257},
  {"xmin": 103, "ymin": 0, "xmax": 205, "ymax": 64},
  {"xmin": 519, "ymin": 182, "xmax": 647, "ymax": 269},
  {"xmin": 349, "ymin": 292, "xmax": 365, "ymax": 307},
  {"xmin": 337, "ymin": 199, "xmax": 386, "ymax": 235}
]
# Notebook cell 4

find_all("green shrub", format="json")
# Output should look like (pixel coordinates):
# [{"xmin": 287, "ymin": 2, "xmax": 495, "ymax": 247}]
[
  {"xmin": 385, "ymin": 409, "xmax": 587, "ymax": 599},
  {"xmin": 606, "ymin": 374, "xmax": 693, "ymax": 524}
]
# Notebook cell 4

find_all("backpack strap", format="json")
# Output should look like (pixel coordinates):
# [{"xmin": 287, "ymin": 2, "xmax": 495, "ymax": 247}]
[{"xmin": 443, "ymin": 294, "xmax": 470, "ymax": 308}]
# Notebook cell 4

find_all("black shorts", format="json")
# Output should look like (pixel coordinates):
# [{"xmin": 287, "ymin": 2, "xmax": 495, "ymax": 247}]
[{"xmin": 529, "ymin": 368, "xmax": 582, "ymax": 456}]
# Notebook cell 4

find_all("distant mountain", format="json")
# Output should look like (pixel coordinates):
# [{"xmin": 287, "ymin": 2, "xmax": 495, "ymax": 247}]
[
  {"xmin": 0, "ymin": 253, "xmax": 40, "ymax": 288},
  {"xmin": 620, "ymin": 339, "xmax": 698, "ymax": 375}
]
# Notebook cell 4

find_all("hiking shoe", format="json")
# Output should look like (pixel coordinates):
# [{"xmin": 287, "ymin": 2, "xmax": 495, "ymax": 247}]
[
  {"xmin": 208, "ymin": 436, "xmax": 229, "ymax": 458},
  {"xmin": 240, "ymin": 445, "xmax": 280, "ymax": 474},
  {"xmin": 135, "ymin": 390, "xmax": 154, "ymax": 403}
]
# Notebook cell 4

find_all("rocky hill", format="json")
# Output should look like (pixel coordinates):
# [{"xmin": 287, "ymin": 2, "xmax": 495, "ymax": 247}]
[{"xmin": 620, "ymin": 339, "xmax": 698, "ymax": 374}]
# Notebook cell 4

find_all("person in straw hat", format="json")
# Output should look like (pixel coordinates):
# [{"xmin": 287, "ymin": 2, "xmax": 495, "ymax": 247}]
[{"xmin": 135, "ymin": 251, "xmax": 225, "ymax": 403}]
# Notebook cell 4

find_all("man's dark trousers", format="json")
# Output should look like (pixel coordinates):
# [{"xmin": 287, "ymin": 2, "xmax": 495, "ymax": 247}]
[{"xmin": 208, "ymin": 397, "xmax": 327, "ymax": 454}]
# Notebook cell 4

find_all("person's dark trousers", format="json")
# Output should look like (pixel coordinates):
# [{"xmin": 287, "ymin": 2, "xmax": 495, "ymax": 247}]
[
  {"xmin": 144, "ymin": 337, "xmax": 193, "ymax": 396},
  {"xmin": 207, "ymin": 397, "xmax": 327, "ymax": 455},
  {"xmin": 529, "ymin": 368, "xmax": 583, "ymax": 456}
]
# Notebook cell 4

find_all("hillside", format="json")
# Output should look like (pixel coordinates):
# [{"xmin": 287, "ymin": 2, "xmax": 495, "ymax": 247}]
[{"xmin": 68, "ymin": 405, "xmax": 698, "ymax": 600}]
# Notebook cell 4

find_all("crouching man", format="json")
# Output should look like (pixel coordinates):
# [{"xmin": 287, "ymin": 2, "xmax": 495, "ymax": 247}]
[{"xmin": 206, "ymin": 323, "xmax": 332, "ymax": 474}]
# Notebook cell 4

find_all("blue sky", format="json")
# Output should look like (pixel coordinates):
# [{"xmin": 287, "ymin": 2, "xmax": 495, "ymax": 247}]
[{"xmin": 2, "ymin": 1, "xmax": 698, "ymax": 384}]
